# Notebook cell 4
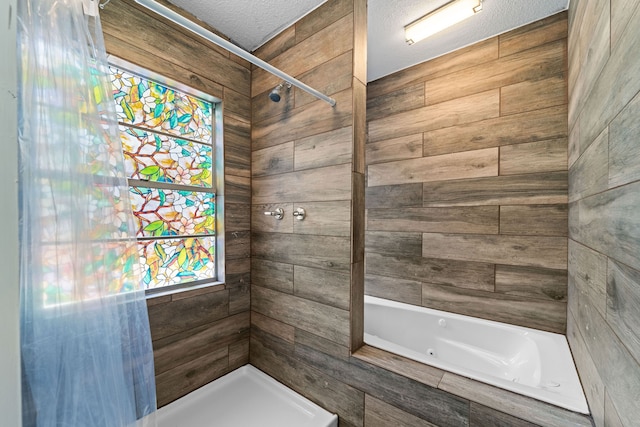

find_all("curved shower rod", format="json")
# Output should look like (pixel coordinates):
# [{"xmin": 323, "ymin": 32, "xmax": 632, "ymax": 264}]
[{"xmin": 135, "ymin": 0, "xmax": 337, "ymax": 107}]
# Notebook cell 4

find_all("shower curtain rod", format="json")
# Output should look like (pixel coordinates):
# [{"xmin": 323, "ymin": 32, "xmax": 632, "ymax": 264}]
[{"xmin": 135, "ymin": 0, "xmax": 337, "ymax": 107}]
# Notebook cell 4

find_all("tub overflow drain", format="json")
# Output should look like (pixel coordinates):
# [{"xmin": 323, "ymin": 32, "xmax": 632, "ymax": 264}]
[{"xmin": 438, "ymin": 319, "xmax": 446, "ymax": 327}]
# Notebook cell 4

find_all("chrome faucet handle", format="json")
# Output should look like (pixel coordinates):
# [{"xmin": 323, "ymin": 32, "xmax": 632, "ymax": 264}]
[
  {"xmin": 293, "ymin": 207, "xmax": 305, "ymax": 221},
  {"xmin": 264, "ymin": 208, "xmax": 284, "ymax": 220}
]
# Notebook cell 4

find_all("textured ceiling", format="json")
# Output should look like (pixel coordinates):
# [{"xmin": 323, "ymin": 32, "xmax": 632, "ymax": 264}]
[
  {"xmin": 167, "ymin": 0, "xmax": 569, "ymax": 82},
  {"xmin": 168, "ymin": 0, "xmax": 329, "ymax": 51}
]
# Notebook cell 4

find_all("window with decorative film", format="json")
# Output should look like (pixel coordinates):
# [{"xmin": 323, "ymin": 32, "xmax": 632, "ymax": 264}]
[{"xmin": 108, "ymin": 60, "xmax": 222, "ymax": 292}]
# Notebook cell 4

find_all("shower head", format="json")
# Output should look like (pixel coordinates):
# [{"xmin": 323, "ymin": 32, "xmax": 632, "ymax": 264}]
[{"xmin": 269, "ymin": 82, "xmax": 291, "ymax": 102}]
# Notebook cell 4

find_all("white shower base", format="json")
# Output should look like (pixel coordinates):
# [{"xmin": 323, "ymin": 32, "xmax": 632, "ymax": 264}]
[{"xmin": 156, "ymin": 364, "xmax": 338, "ymax": 427}]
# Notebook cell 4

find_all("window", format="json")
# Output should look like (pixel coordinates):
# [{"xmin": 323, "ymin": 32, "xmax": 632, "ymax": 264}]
[{"xmin": 108, "ymin": 58, "xmax": 223, "ymax": 293}]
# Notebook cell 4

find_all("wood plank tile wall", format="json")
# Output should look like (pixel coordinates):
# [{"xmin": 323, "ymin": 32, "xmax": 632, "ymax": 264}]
[
  {"xmin": 365, "ymin": 12, "xmax": 570, "ymax": 334},
  {"xmin": 101, "ymin": 0, "xmax": 251, "ymax": 407},
  {"xmin": 567, "ymin": 0, "xmax": 640, "ymax": 425},
  {"xmin": 250, "ymin": 2, "xmax": 589, "ymax": 426}
]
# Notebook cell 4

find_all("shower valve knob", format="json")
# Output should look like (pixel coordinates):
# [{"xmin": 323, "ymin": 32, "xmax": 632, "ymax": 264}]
[
  {"xmin": 293, "ymin": 208, "xmax": 306, "ymax": 221},
  {"xmin": 264, "ymin": 208, "xmax": 284, "ymax": 220}
]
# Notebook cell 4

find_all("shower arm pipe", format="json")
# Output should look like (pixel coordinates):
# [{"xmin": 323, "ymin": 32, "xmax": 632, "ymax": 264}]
[{"xmin": 134, "ymin": 0, "xmax": 337, "ymax": 107}]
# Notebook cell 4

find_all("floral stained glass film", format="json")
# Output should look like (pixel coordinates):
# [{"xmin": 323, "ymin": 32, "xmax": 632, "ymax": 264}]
[
  {"xmin": 109, "ymin": 66, "xmax": 212, "ymax": 143},
  {"xmin": 121, "ymin": 126, "xmax": 213, "ymax": 188},
  {"xmin": 130, "ymin": 187, "xmax": 215, "ymax": 238},
  {"xmin": 139, "ymin": 237, "xmax": 215, "ymax": 289}
]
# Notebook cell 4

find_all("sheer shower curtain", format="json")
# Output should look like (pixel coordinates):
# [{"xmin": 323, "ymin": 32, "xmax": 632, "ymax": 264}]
[{"xmin": 18, "ymin": 0, "xmax": 157, "ymax": 425}]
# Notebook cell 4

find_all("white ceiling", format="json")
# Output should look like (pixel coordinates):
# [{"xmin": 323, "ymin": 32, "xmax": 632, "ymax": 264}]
[{"xmin": 168, "ymin": 0, "xmax": 569, "ymax": 82}]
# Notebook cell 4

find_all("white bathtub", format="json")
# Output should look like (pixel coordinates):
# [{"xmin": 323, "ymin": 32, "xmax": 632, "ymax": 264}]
[
  {"xmin": 364, "ymin": 296, "xmax": 589, "ymax": 414},
  {"xmin": 156, "ymin": 365, "xmax": 338, "ymax": 427}
]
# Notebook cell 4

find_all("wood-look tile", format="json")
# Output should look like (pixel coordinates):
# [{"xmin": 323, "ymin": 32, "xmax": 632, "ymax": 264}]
[
  {"xmin": 253, "ymin": 26, "xmax": 295, "ymax": 63},
  {"xmin": 368, "ymin": 206, "xmax": 499, "ymax": 234},
  {"xmin": 423, "ymin": 105, "xmax": 567, "ymax": 157},
  {"xmin": 148, "ymin": 289, "xmax": 229, "ymax": 341},
  {"xmin": 351, "ymin": 172, "xmax": 366, "ymax": 263},
  {"xmin": 571, "ymin": 290, "xmax": 640, "ymax": 427},
  {"xmin": 366, "ymin": 134, "xmax": 423, "ymax": 165},
  {"xmin": 439, "ymin": 373, "xmax": 592, "ymax": 426},
  {"xmin": 252, "ymin": 163, "xmax": 351, "ymax": 204},
  {"xmin": 252, "ymin": 88, "xmax": 353, "ymax": 151},
  {"xmin": 568, "ymin": 0, "xmax": 609, "ymax": 128},
  {"xmin": 365, "ymin": 231, "xmax": 422, "ymax": 257},
  {"xmin": 294, "ymin": 265, "xmax": 351, "ymax": 310},
  {"xmin": 251, "ymin": 332, "xmax": 365, "ymax": 426},
  {"xmin": 225, "ymin": 203, "xmax": 250, "ymax": 232},
  {"xmin": 368, "ymin": 147, "xmax": 498, "ymax": 187},
  {"xmin": 499, "ymin": 11, "xmax": 568, "ymax": 57},
  {"xmin": 607, "ymin": 259, "xmax": 640, "ymax": 363},
  {"xmin": 228, "ymin": 338, "xmax": 249, "ymax": 369},
  {"xmin": 495, "ymin": 265, "xmax": 567, "ymax": 302},
  {"xmin": 364, "ymin": 395, "xmax": 438, "ymax": 427},
  {"xmin": 294, "ymin": 126, "xmax": 352, "ymax": 171},
  {"xmin": 365, "ymin": 274, "xmax": 422, "ymax": 306},
  {"xmin": 500, "ymin": 74, "xmax": 567, "ymax": 116},
  {"xmin": 251, "ymin": 311, "xmax": 295, "ymax": 343},
  {"xmin": 252, "ymin": 285, "xmax": 350, "ymax": 346},
  {"xmin": 369, "ymin": 90, "xmax": 499, "ymax": 143},
  {"xmin": 350, "ymin": 260, "xmax": 365, "ymax": 351},
  {"xmin": 225, "ymin": 174, "xmax": 251, "ymax": 205},
  {"xmin": 422, "ymin": 233, "xmax": 567, "ymax": 270},
  {"xmin": 499, "ymin": 204, "xmax": 568, "ymax": 237},
  {"xmin": 425, "ymin": 39, "xmax": 566, "ymax": 106},
  {"xmin": 569, "ymin": 127, "xmax": 608, "ymax": 203},
  {"xmin": 611, "ymin": 0, "xmax": 640, "ymax": 46},
  {"xmin": 352, "ymin": 79, "xmax": 367, "ymax": 174},
  {"xmin": 568, "ymin": 239, "xmax": 607, "ymax": 317},
  {"xmin": 251, "ymin": 203, "xmax": 294, "ymax": 234},
  {"xmin": 295, "ymin": 343, "xmax": 470, "ymax": 427},
  {"xmin": 104, "ymin": 35, "xmax": 223, "ymax": 99},
  {"xmin": 421, "ymin": 283, "xmax": 566, "ymax": 333},
  {"xmin": 224, "ymin": 116, "xmax": 251, "ymax": 178},
  {"xmin": 252, "ymin": 232, "xmax": 351, "ymax": 272},
  {"xmin": 365, "ymin": 252, "xmax": 495, "ymax": 292},
  {"xmin": 609, "ymin": 89, "xmax": 640, "ymax": 187},
  {"xmin": 295, "ymin": 328, "xmax": 351, "ymax": 361},
  {"xmin": 499, "ymin": 138, "xmax": 568, "ymax": 175},
  {"xmin": 155, "ymin": 347, "xmax": 229, "ymax": 408},
  {"xmin": 604, "ymin": 391, "xmax": 625, "ymax": 427},
  {"xmin": 367, "ymin": 83, "xmax": 424, "ymax": 122},
  {"xmin": 252, "ymin": 14, "xmax": 353, "ymax": 96},
  {"xmin": 222, "ymin": 87, "xmax": 250, "ymax": 122},
  {"xmin": 292, "ymin": 200, "xmax": 351, "ymax": 237},
  {"xmin": 367, "ymin": 37, "xmax": 499, "ymax": 99},
  {"xmin": 102, "ymin": 1, "xmax": 250, "ymax": 95},
  {"xmin": 153, "ymin": 312, "xmax": 249, "ymax": 375},
  {"xmin": 569, "ymin": 180, "xmax": 640, "ymax": 272},
  {"xmin": 354, "ymin": 345, "xmax": 444, "ymax": 389},
  {"xmin": 293, "ymin": 51, "xmax": 353, "ymax": 108},
  {"xmin": 251, "ymin": 142, "xmax": 294, "ymax": 177},
  {"xmin": 566, "ymin": 311, "xmax": 605, "ymax": 427},
  {"xmin": 251, "ymin": 258, "xmax": 294, "ymax": 294},
  {"xmin": 469, "ymin": 403, "xmax": 539, "ymax": 427},
  {"xmin": 228, "ymin": 284, "xmax": 250, "ymax": 314},
  {"xmin": 224, "ymin": 230, "xmax": 251, "ymax": 259},
  {"xmin": 366, "ymin": 183, "xmax": 423, "ymax": 209},
  {"xmin": 423, "ymin": 172, "xmax": 568, "ymax": 207},
  {"xmin": 295, "ymin": 0, "xmax": 354, "ymax": 44},
  {"xmin": 575, "ymin": 0, "xmax": 640, "ymax": 160}
]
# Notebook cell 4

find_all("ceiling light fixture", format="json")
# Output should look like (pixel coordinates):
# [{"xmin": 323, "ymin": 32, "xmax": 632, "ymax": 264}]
[{"xmin": 405, "ymin": 0, "xmax": 483, "ymax": 45}]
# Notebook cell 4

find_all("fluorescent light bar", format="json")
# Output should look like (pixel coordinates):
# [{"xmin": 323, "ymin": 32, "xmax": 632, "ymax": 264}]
[{"xmin": 405, "ymin": 0, "xmax": 483, "ymax": 45}]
